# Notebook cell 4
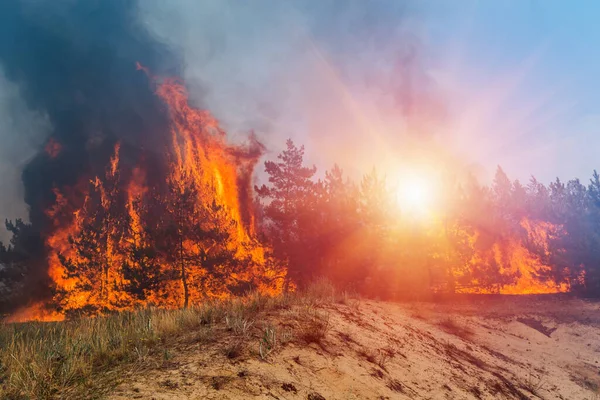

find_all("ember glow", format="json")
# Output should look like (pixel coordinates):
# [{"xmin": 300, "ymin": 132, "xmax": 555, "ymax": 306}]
[{"xmin": 44, "ymin": 138, "xmax": 62, "ymax": 159}]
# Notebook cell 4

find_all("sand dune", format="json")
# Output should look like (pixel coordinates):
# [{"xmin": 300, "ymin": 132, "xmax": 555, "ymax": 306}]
[{"xmin": 109, "ymin": 296, "xmax": 600, "ymax": 399}]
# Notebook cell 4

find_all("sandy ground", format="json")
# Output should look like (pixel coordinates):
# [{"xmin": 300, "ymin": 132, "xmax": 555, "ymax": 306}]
[{"xmin": 108, "ymin": 296, "xmax": 600, "ymax": 399}]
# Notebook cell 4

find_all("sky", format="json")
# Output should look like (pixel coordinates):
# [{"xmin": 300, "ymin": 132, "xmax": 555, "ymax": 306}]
[
  {"xmin": 417, "ymin": 0, "xmax": 600, "ymax": 183},
  {"xmin": 0, "ymin": 0, "xmax": 599, "ymax": 233}
]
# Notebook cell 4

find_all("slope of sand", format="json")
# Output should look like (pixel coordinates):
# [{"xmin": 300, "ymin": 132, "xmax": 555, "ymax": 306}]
[{"xmin": 109, "ymin": 296, "xmax": 600, "ymax": 399}]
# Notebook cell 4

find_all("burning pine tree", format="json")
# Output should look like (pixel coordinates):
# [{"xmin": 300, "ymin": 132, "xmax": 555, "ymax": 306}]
[{"xmin": 38, "ymin": 75, "xmax": 286, "ymax": 318}]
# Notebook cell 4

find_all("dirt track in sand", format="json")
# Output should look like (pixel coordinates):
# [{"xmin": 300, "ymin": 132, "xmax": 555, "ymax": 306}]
[{"xmin": 108, "ymin": 296, "xmax": 600, "ymax": 399}]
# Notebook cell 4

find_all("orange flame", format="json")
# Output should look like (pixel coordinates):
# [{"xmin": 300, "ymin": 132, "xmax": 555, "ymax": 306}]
[
  {"xmin": 11, "ymin": 72, "xmax": 285, "ymax": 321},
  {"xmin": 459, "ymin": 218, "xmax": 571, "ymax": 294},
  {"xmin": 6, "ymin": 302, "xmax": 65, "ymax": 323}
]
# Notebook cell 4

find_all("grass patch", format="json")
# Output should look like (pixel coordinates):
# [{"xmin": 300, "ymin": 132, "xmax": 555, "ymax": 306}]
[
  {"xmin": 0, "ymin": 307, "xmax": 203, "ymax": 399},
  {"xmin": 0, "ymin": 281, "xmax": 348, "ymax": 399},
  {"xmin": 297, "ymin": 308, "xmax": 330, "ymax": 345}
]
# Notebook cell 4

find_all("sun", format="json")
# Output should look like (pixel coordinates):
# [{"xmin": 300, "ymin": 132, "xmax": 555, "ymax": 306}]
[{"xmin": 395, "ymin": 172, "xmax": 436, "ymax": 215}]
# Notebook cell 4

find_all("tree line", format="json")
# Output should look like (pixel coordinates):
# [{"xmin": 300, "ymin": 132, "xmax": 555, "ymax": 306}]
[
  {"xmin": 254, "ymin": 139, "xmax": 600, "ymax": 298},
  {"xmin": 2, "ymin": 138, "xmax": 600, "ymax": 316}
]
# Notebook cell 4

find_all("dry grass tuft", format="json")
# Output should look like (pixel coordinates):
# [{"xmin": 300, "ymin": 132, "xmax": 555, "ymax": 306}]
[
  {"xmin": 224, "ymin": 340, "xmax": 245, "ymax": 359},
  {"xmin": 297, "ymin": 308, "xmax": 330, "ymax": 345},
  {"xmin": 387, "ymin": 378, "xmax": 405, "ymax": 393},
  {"xmin": 358, "ymin": 348, "xmax": 377, "ymax": 364},
  {"xmin": 225, "ymin": 314, "xmax": 254, "ymax": 337},
  {"xmin": 258, "ymin": 325, "xmax": 278, "ymax": 360},
  {"xmin": 524, "ymin": 367, "xmax": 546, "ymax": 395}
]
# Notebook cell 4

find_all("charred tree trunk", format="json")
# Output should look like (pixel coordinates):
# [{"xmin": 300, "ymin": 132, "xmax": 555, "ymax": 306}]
[
  {"xmin": 101, "ymin": 240, "xmax": 109, "ymax": 302},
  {"xmin": 100, "ymin": 265, "xmax": 106, "ymax": 300},
  {"xmin": 177, "ymin": 203, "xmax": 189, "ymax": 308},
  {"xmin": 180, "ymin": 239, "xmax": 189, "ymax": 308}
]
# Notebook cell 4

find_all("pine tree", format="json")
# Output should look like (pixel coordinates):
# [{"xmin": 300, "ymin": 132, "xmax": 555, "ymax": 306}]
[
  {"xmin": 255, "ymin": 139, "xmax": 319, "ymax": 286},
  {"xmin": 320, "ymin": 165, "xmax": 362, "ymax": 286},
  {"xmin": 583, "ymin": 171, "xmax": 600, "ymax": 295},
  {"xmin": 121, "ymin": 195, "xmax": 164, "ymax": 303},
  {"xmin": 0, "ymin": 219, "xmax": 44, "ymax": 311},
  {"xmin": 159, "ymin": 170, "xmax": 238, "ymax": 307}
]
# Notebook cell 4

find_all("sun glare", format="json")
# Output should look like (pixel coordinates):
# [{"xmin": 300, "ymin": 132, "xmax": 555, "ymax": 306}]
[{"xmin": 396, "ymin": 172, "xmax": 436, "ymax": 215}]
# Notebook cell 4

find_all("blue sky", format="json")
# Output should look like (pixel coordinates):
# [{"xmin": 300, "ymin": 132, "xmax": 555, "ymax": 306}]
[{"xmin": 417, "ymin": 0, "xmax": 600, "ymax": 182}]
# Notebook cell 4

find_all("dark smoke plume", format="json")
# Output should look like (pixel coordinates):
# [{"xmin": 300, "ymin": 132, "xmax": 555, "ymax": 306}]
[
  {"xmin": 0, "ymin": 0, "xmax": 180, "ymax": 305},
  {"xmin": 0, "ymin": 0, "xmax": 179, "ymax": 227}
]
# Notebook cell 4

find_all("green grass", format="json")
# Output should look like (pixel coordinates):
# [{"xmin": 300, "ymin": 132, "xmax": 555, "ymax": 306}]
[{"xmin": 0, "ymin": 280, "xmax": 343, "ymax": 399}]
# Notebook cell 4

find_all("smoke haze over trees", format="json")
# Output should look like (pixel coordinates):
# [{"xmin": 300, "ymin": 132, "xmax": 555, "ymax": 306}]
[
  {"xmin": 255, "ymin": 140, "xmax": 600, "ymax": 298},
  {"xmin": 5, "ymin": 135, "xmax": 600, "ymax": 318}
]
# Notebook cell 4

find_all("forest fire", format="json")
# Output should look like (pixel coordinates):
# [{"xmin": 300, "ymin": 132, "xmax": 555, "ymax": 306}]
[
  {"xmin": 7, "ymin": 108, "xmax": 582, "ymax": 322},
  {"xmin": 496, "ymin": 219, "xmax": 571, "ymax": 295},
  {"xmin": 8, "ymin": 73, "xmax": 286, "ymax": 322},
  {"xmin": 4, "ymin": 72, "xmax": 589, "ymax": 323},
  {"xmin": 451, "ymin": 219, "xmax": 570, "ymax": 295},
  {"xmin": 3, "ymin": 2, "xmax": 600, "ymax": 398}
]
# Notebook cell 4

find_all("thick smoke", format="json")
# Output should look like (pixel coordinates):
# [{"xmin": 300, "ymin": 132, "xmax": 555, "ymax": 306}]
[
  {"xmin": 0, "ymin": 0, "xmax": 180, "ymax": 232},
  {"xmin": 0, "ymin": 0, "xmax": 184, "ymax": 309}
]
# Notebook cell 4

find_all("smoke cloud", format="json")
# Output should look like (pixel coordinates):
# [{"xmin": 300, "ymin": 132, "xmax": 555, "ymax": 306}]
[{"xmin": 0, "ymin": 0, "xmax": 181, "ymax": 232}]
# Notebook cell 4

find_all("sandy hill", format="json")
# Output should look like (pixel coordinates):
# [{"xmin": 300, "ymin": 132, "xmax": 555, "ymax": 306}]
[{"xmin": 106, "ymin": 293, "xmax": 600, "ymax": 400}]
